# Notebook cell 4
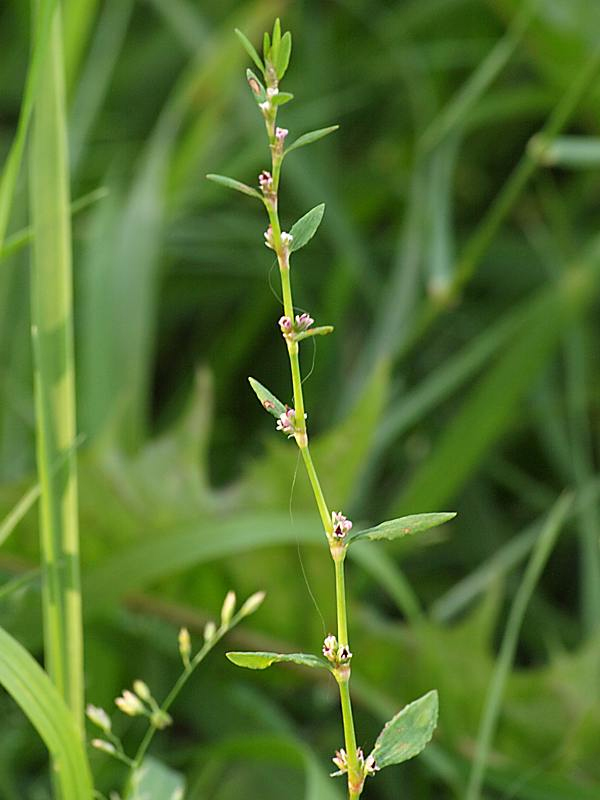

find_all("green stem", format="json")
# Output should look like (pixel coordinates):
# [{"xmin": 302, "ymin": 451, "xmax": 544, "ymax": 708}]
[
  {"xmin": 266, "ymin": 105, "xmax": 361, "ymax": 800},
  {"xmin": 300, "ymin": 446, "xmax": 331, "ymax": 532},
  {"xmin": 123, "ymin": 620, "xmax": 234, "ymax": 798},
  {"xmin": 334, "ymin": 557, "xmax": 349, "ymax": 645}
]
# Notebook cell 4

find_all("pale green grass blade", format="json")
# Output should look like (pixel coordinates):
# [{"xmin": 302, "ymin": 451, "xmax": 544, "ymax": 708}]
[
  {"xmin": 431, "ymin": 477, "xmax": 600, "ymax": 622},
  {"xmin": 564, "ymin": 324, "xmax": 600, "ymax": 633},
  {"xmin": 62, "ymin": 0, "xmax": 100, "ymax": 91},
  {"xmin": 0, "ymin": 483, "xmax": 39, "ymax": 548},
  {"xmin": 529, "ymin": 135, "xmax": 600, "ymax": 168},
  {"xmin": 69, "ymin": 0, "xmax": 135, "ymax": 172},
  {"xmin": 29, "ymin": 2, "xmax": 84, "ymax": 735},
  {"xmin": 0, "ymin": 187, "xmax": 108, "ymax": 262},
  {"xmin": 395, "ymin": 251, "xmax": 600, "ymax": 515},
  {"xmin": 0, "ymin": 627, "xmax": 93, "ymax": 798},
  {"xmin": 0, "ymin": 0, "xmax": 55, "ymax": 254},
  {"xmin": 149, "ymin": 0, "xmax": 209, "ymax": 54},
  {"xmin": 84, "ymin": 512, "xmax": 413, "ymax": 618},
  {"xmin": 419, "ymin": 0, "xmax": 537, "ymax": 152},
  {"xmin": 465, "ymin": 493, "xmax": 572, "ymax": 800},
  {"xmin": 453, "ymin": 45, "xmax": 600, "ymax": 295}
]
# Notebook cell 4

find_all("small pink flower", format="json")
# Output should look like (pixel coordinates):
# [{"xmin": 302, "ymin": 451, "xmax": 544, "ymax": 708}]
[
  {"xmin": 295, "ymin": 313, "xmax": 314, "ymax": 331},
  {"xmin": 279, "ymin": 316, "xmax": 293, "ymax": 334},
  {"xmin": 276, "ymin": 407, "xmax": 297, "ymax": 435},
  {"xmin": 322, "ymin": 634, "xmax": 338, "ymax": 662},
  {"xmin": 258, "ymin": 170, "xmax": 273, "ymax": 192},
  {"xmin": 275, "ymin": 127, "xmax": 289, "ymax": 141},
  {"xmin": 331, "ymin": 511, "xmax": 352, "ymax": 539},
  {"xmin": 331, "ymin": 748, "xmax": 348, "ymax": 775}
]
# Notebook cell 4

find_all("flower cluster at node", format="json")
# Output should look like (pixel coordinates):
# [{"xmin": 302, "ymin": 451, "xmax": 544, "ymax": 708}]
[
  {"xmin": 258, "ymin": 170, "xmax": 274, "ymax": 194},
  {"xmin": 322, "ymin": 633, "xmax": 352, "ymax": 665},
  {"xmin": 330, "ymin": 747, "xmax": 379, "ymax": 778},
  {"xmin": 276, "ymin": 405, "xmax": 305, "ymax": 436},
  {"xmin": 264, "ymin": 226, "xmax": 293, "ymax": 251},
  {"xmin": 274, "ymin": 126, "xmax": 288, "ymax": 154},
  {"xmin": 278, "ymin": 312, "xmax": 315, "ymax": 338},
  {"xmin": 331, "ymin": 511, "xmax": 353, "ymax": 540},
  {"xmin": 259, "ymin": 86, "xmax": 279, "ymax": 115}
]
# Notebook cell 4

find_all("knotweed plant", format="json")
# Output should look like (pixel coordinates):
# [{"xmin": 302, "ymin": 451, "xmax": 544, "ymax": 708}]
[
  {"xmin": 208, "ymin": 20, "xmax": 456, "ymax": 799},
  {"xmin": 87, "ymin": 590, "xmax": 264, "ymax": 799}
]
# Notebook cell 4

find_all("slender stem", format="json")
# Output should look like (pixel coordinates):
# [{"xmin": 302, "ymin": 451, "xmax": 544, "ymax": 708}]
[
  {"xmin": 300, "ymin": 446, "xmax": 331, "ymax": 531},
  {"xmin": 123, "ymin": 617, "xmax": 237, "ymax": 799},
  {"xmin": 265, "ymin": 121, "xmax": 362, "ymax": 799},
  {"xmin": 334, "ymin": 558, "xmax": 349, "ymax": 645}
]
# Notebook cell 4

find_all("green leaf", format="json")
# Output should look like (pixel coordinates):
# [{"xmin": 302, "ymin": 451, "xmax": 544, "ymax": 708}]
[
  {"xmin": 349, "ymin": 512, "xmax": 456, "ymax": 543},
  {"xmin": 263, "ymin": 31, "xmax": 270, "ymax": 61},
  {"xmin": 271, "ymin": 18, "xmax": 281, "ymax": 65},
  {"xmin": 284, "ymin": 125, "xmax": 339, "ymax": 158},
  {"xmin": 290, "ymin": 203, "xmax": 325, "ymax": 252},
  {"xmin": 129, "ymin": 756, "xmax": 185, "ymax": 800},
  {"xmin": 246, "ymin": 67, "xmax": 267, "ymax": 102},
  {"xmin": 370, "ymin": 690, "xmax": 438, "ymax": 770},
  {"xmin": 206, "ymin": 173, "xmax": 262, "ymax": 199},
  {"xmin": 0, "ymin": 627, "xmax": 94, "ymax": 798},
  {"xmin": 276, "ymin": 31, "xmax": 292, "ymax": 78},
  {"xmin": 248, "ymin": 377, "xmax": 287, "ymax": 418},
  {"xmin": 272, "ymin": 91, "xmax": 294, "ymax": 106},
  {"xmin": 295, "ymin": 325, "xmax": 334, "ymax": 342},
  {"xmin": 234, "ymin": 28, "xmax": 264, "ymax": 75},
  {"xmin": 226, "ymin": 651, "xmax": 330, "ymax": 671}
]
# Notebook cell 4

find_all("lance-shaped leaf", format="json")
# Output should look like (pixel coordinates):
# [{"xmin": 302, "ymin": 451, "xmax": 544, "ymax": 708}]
[
  {"xmin": 234, "ymin": 29, "xmax": 265, "ymax": 75},
  {"xmin": 272, "ymin": 91, "xmax": 294, "ymax": 106},
  {"xmin": 290, "ymin": 204, "xmax": 325, "ymax": 252},
  {"xmin": 284, "ymin": 126, "xmax": 339, "ymax": 158},
  {"xmin": 246, "ymin": 68, "xmax": 267, "ymax": 103},
  {"xmin": 369, "ymin": 690, "xmax": 438, "ymax": 770},
  {"xmin": 227, "ymin": 651, "xmax": 330, "ymax": 671},
  {"xmin": 206, "ymin": 174, "xmax": 262, "ymax": 200},
  {"xmin": 276, "ymin": 31, "xmax": 292, "ymax": 78},
  {"xmin": 248, "ymin": 377, "xmax": 287, "ymax": 418},
  {"xmin": 349, "ymin": 512, "xmax": 456, "ymax": 544},
  {"xmin": 295, "ymin": 325, "xmax": 334, "ymax": 343},
  {"xmin": 271, "ymin": 18, "xmax": 282, "ymax": 65}
]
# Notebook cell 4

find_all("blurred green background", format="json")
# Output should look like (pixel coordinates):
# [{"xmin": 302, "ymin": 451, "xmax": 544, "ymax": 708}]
[{"xmin": 1, "ymin": 0, "xmax": 600, "ymax": 797}]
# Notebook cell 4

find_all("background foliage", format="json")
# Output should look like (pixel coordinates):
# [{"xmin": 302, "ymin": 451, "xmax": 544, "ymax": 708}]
[{"xmin": 1, "ymin": 0, "xmax": 600, "ymax": 797}]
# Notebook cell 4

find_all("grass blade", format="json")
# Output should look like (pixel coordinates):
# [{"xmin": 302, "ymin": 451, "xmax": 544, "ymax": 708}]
[
  {"xmin": 0, "ymin": 0, "xmax": 55, "ymax": 254},
  {"xmin": 0, "ymin": 627, "xmax": 93, "ymax": 798},
  {"xmin": 465, "ymin": 493, "xmax": 572, "ymax": 800},
  {"xmin": 29, "ymin": 1, "xmax": 84, "ymax": 738}
]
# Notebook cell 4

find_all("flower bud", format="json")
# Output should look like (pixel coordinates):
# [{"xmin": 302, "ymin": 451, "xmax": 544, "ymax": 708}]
[
  {"xmin": 92, "ymin": 738, "xmax": 116, "ymax": 755},
  {"xmin": 203, "ymin": 620, "xmax": 217, "ymax": 642},
  {"xmin": 115, "ymin": 689, "xmax": 144, "ymax": 717},
  {"xmin": 221, "ymin": 590, "xmax": 236, "ymax": 626},
  {"xmin": 240, "ymin": 590, "xmax": 266, "ymax": 617},
  {"xmin": 178, "ymin": 627, "xmax": 191, "ymax": 666},
  {"xmin": 133, "ymin": 680, "xmax": 151, "ymax": 702},
  {"xmin": 86, "ymin": 704, "xmax": 111, "ymax": 733}
]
